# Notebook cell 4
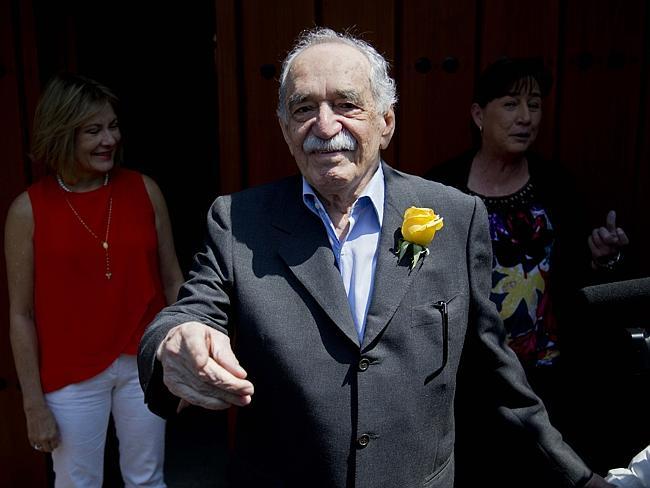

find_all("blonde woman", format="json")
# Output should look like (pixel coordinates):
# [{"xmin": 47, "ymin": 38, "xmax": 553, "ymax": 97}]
[{"xmin": 5, "ymin": 73, "xmax": 183, "ymax": 487}]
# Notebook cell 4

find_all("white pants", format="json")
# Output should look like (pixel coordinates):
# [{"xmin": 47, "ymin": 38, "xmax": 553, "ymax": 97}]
[{"xmin": 46, "ymin": 355, "xmax": 166, "ymax": 488}]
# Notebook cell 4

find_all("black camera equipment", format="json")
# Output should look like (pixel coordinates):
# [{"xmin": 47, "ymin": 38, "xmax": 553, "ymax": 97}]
[{"xmin": 578, "ymin": 277, "xmax": 650, "ymax": 373}]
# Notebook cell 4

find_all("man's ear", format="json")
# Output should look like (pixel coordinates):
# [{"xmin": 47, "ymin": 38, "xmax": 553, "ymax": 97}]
[
  {"xmin": 278, "ymin": 116, "xmax": 294, "ymax": 156},
  {"xmin": 380, "ymin": 108, "xmax": 396, "ymax": 150},
  {"xmin": 470, "ymin": 103, "xmax": 483, "ymax": 131}
]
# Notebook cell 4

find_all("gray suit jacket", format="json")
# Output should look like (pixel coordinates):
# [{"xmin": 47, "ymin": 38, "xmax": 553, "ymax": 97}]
[{"xmin": 138, "ymin": 163, "xmax": 592, "ymax": 488}]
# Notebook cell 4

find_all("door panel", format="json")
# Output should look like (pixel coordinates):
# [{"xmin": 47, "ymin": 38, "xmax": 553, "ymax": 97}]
[
  {"xmin": 557, "ymin": 0, "xmax": 645, "ymax": 231},
  {"xmin": 397, "ymin": 0, "xmax": 476, "ymax": 176},
  {"xmin": 0, "ymin": 0, "xmax": 47, "ymax": 485},
  {"xmin": 240, "ymin": 0, "xmax": 315, "ymax": 187}
]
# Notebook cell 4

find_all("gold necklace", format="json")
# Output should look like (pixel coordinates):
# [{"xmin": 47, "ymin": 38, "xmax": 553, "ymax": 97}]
[{"xmin": 57, "ymin": 174, "xmax": 114, "ymax": 280}]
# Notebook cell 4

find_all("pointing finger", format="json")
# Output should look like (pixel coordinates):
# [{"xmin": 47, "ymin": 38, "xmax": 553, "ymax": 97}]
[{"xmin": 606, "ymin": 210, "xmax": 617, "ymax": 232}]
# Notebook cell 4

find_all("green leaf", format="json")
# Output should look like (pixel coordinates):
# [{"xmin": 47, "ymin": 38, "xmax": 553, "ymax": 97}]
[
  {"xmin": 410, "ymin": 248, "xmax": 429, "ymax": 270},
  {"xmin": 398, "ymin": 239, "xmax": 410, "ymax": 261},
  {"xmin": 396, "ymin": 238, "xmax": 430, "ymax": 269}
]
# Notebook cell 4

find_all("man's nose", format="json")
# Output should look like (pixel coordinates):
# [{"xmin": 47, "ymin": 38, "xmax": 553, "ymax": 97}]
[{"xmin": 312, "ymin": 103, "xmax": 342, "ymax": 139}]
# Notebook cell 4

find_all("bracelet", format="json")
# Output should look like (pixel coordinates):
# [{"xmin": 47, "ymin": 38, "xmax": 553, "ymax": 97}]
[{"xmin": 592, "ymin": 251, "xmax": 622, "ymax": 271}]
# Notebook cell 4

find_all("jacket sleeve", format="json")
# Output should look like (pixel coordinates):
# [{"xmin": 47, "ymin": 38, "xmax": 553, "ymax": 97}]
[
  {"xmin": 465, "ymin": 194, "xmax": 595, "ymax": 487},
  {"xmin": 137, "ymin": 195, "xmax": 234, "ymax": 418}
]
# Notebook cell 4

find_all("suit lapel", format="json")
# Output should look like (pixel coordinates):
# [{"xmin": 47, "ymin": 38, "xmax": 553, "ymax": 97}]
[
  {"xmin": 273, "ymin": 180, "xmax": 359, "ymax": 347},
  {"xmin": 362, "ymin": 164, "xmax": 421, "ymax": 349}
]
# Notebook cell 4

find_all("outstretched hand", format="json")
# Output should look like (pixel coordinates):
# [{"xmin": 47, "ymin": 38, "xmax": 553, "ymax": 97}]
[
  {"xmin": 157, "ymin": 321, "xmax": 254, "ymax": 410},
  {"xmin": 588, "ymin": 210, "xmax": 629, "ymax": 264}
]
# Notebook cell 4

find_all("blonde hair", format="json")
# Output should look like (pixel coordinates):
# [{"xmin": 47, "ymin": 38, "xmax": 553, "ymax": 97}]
[{"xmin": 31, "ymin": 73, "xmax": 121, "ymax": 180}]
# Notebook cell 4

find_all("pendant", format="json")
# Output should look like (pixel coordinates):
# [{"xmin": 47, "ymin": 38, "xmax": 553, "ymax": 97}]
[
  {"xmin": 102, "ymin": 241, "xmax": 109, "ymax": 249},
  {"xmin": 106, "ymin": 272, "xmax": 112, "ymax": 279}
]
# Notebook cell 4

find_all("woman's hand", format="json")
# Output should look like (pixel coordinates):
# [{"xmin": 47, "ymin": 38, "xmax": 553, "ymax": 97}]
[
  {"xmin": 25, "ymin": 403, "xmax": 60, "ymax": 453},
  {"xmin": 588, "ymin": 210, "xmax": 629, "ymax": 270},
  {"xmin": 5, "ymin": 192, "xmax": 59, "ymax": 452}
]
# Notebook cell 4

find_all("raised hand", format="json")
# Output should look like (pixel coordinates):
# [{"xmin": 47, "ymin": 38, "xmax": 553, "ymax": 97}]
[{"xmin": 588, "ymin": 210, "xmax": 629, "ymax": 268}]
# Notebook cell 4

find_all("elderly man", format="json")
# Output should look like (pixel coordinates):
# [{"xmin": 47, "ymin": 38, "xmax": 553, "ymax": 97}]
[{"xmin": 138, "ymin": 28, "xmax": 612, "ymax": 488}]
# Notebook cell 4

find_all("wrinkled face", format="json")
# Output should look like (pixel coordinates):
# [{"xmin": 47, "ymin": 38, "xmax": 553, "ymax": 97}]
[
  {"xmin": 74, "ymin": 103, "xmax": 121, "ymax": 178},
  {"xmin": 279, "ymin": 43, "xmax": 395, "ymax": 198},
  {"xmin": 473, "ymin": 79, "xmax": 542, "ymax": 156}
]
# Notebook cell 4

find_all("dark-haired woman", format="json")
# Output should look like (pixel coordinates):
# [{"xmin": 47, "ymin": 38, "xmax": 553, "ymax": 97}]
[
  {"xmin": 426, "ymin": 58, "xmax": 628, "ymax": 487},
  {"xmin": 5, "ymin": 73, "xmax": 183, "ymax": 487},
  {"xmin": 428, "ymin": 57, "xmax": 627, "ymax": 372}
]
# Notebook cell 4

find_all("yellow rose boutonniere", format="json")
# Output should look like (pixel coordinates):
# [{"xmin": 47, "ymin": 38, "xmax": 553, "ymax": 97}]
[{"xmin": 398, "ymin": 206, "xmax": 444, "ymax": 269}]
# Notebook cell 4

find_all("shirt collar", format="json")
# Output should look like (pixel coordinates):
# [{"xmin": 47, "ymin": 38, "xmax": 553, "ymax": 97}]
[{"xmin": 302, "ymin": 163, "xmax": 385, "ymax": 224}]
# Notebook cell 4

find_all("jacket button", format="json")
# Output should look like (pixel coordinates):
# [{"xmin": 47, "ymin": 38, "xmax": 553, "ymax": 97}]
[
  {"xmin": 356, "ymin": 434, "xmax": 370, "ymax": 448},
  {"xmin": 358, "ymin": 358, "xmax": 370, "ymax": 371}
]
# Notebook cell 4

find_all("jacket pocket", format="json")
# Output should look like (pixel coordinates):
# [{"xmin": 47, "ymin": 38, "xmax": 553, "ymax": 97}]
[
  {"xmin": 423, "ymin": 453, "xmax": 454, "ymax": 487},
  {"xmin": 411, "ymin": 294, "xmax": 461, "ymax": 382}
]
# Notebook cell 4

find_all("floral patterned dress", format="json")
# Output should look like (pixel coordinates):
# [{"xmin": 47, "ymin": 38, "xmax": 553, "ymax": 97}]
[{"xmin": 470, "ymin": 180, "xmax": 560, "ymax": 369}]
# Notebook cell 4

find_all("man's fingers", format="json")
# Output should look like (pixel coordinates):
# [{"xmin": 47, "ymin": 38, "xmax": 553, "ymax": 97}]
[
  {"xmin": 183, "ymin": 329, "xmax": 254, "ymax": 394},
  {"xmin": 209, "ymin": 331, "xmax": 248, "ymax": 379},
  {"xmin": 197, "ymin": 354, "xmax": 254, "ymax": 395},
  {"xmin": 179, "ymin": 323, "xmax": 215, "ymax": 368},
  {"xmin": 159, "ymin": 322, "xmax": 255, "ymax": 408},
  {"xmin": 166, "ymin": 376, "xmax": 251, "ymax": 410},
  {"xmin": 161, "ymin": 322, "xmax": 227, "ymax": 377},
  {"xmin": 164, "ymin": 352, "xmax": 253, "ymax": 396},
  {"xmin": 162, "ymin": 355, "xmax": 253, "ymax": 404}
]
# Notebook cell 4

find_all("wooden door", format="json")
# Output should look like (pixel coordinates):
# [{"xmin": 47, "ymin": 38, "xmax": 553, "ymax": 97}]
[
  {"xmin": 0, "ymin": 0, "xmax": 48, "ymax": 485},
  {"xmin": 397, "ymin": 0, "xmax": 476, "ymax": 176},
  {"xmin": 557, "ymin": 0, "xmax": 647, "ymax": 240}
]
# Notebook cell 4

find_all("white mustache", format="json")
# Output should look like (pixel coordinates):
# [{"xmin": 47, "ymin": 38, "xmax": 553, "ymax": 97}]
[{"xmin": 303, "ymin": 129, "xmax": 358, "ymax": 154}]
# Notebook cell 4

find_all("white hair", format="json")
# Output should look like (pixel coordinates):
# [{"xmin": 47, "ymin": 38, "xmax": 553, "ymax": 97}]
[{"xmin": 277, "ymin": 27, "xmax": 397, "ymax": 122}]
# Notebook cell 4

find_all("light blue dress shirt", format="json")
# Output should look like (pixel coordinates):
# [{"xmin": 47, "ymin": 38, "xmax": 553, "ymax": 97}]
[{"xmin": 302, "ymin": 165, "xmax": 384, "ymax": 342}]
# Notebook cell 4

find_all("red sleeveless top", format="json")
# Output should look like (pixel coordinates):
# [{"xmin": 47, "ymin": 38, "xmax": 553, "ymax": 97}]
[{"xmin": 28, "ymin": 168, "xmax": 167, "ymax": 393}]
